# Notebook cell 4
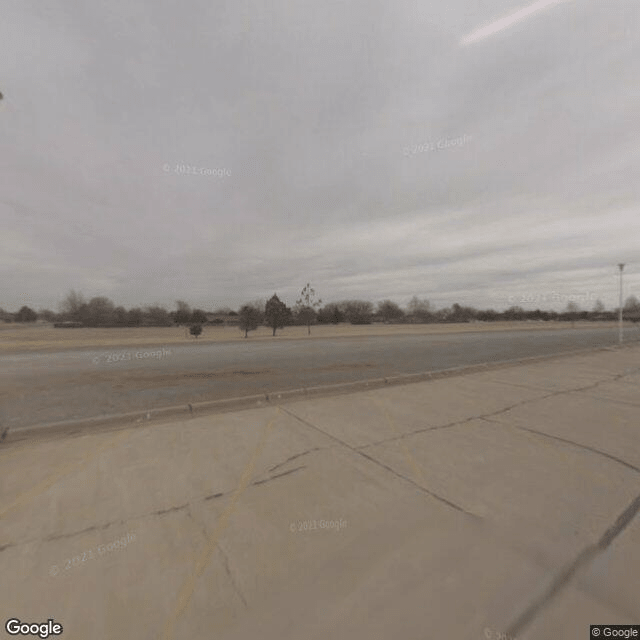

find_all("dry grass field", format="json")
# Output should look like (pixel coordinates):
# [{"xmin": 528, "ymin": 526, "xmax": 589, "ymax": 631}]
[{"xmin": 0, "ymin": 321, "xmax": 629, "ymax": 355}]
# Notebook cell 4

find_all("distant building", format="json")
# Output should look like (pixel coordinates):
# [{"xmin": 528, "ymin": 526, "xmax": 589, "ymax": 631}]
[{"xmin": 205, "ymin": 313, "xmax": 240, "ymax": 326}]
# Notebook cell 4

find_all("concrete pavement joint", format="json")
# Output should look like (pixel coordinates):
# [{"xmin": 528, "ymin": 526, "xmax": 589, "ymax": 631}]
[
  {"xmin": 567, "ymin": 391, "xmax": 640, "ymax": 410},
  {"xmin": 156, "ymin": 504, "xmax": 190, "ymax": 517},
  {"xmin": 216, "ymin": 543, "xmax": 248, "ymax": 608},
  {"xmin": 357, "ymin": 447, "xmax": 479, "ymax": 517},
  {"xmin": 474, "ymin": 366, "xmax": 640, "ymax": 424},
  {"xmin": 4, "ymin": 351, "xmax": 636, "ymax": 546},
  {"xmin": 355, "ymin": 422, "xmax": 469, "ymax": 451},
  {"xmin": 161, "ymin": 408, "xmax": 280, "ymax": 640},
  {"xmin": 356, "ymin": 388, "xmax": 563, "ymax": 452},
  {"xmin": 480, "ymin": 388, "xmax": 586, "ymax": 421},
  {"xmin": 368, "ymin": 394, "xmax": 430, "ymax": 489},
  {"xmin": 279, "ymin": 406, "xmax": 480, "ymax": 518},
  {"xmin": 512, "ymin": 425, "xmax": 640, "ymax": 474},
  {"xmin": 505, "ymin": 493, "xmax": 640, "ymax": 638},
  {"xmin": 0, "ymin": 463, "xmax": 309, "ymax": 553},
  {"xmin": 43, "ymin": 520, "xmax": 127, "ymax": 543},
  {"xmin": 204, "ymin": 492, "xmax": 225, "ymax": 502},
  {"xmin": 186, "ymin": 506, "xmax": 209, "ymax": 543},
  {"xmin": 252, "ymin": 465, "xmax": 306, "ymax": 486},
  {"xmin": 479, "ymin": 416, "xmax": 633, "ymax": 489},
  {"xmin": 356, "ymin": 365, "xmax": 639, "ymax": 477},
  {"xmin": 266, "ymin": 446, "xmax": 327, "ymax": 474},
  {"xmin": 478, "ymin": 367, "xmax": 640, "ymax": 477}
]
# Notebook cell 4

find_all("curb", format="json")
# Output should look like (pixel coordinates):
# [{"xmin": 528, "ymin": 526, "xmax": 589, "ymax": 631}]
[{"xmin": 4, "ymin": 341, "xmax": 639, "ymax": 444}]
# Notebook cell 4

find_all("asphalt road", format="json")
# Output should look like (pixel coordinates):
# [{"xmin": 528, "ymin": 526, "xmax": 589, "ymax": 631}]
[{"xmin": 1, "ymin": 326, "xmax": 639, "ymax": 430}]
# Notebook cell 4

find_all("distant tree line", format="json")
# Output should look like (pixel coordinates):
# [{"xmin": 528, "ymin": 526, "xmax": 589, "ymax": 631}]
[
  {"xmin": 2, "ymin": 290, "xmax": 640, "ymax": 333},
  {"xmin": 0, "ymin": 292, "xmax": 211, "ymax": 328}
]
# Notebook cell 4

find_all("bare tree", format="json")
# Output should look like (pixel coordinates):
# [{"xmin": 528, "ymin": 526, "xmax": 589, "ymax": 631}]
[
  {"xmin": 295, "ymin": 283, "xmax": 322, "ymax": 335},
  {"xmin": 84, "ymin": 296, "xmax": 116, "ymax": 327},
  {"xmin": 317, "ymin": 303, "xmax": 345, "ymax": 324},
  {"xmin": 377, "ymin": 300, "xmax": 404, "ymax": 323},
  {"xmin": 624, "ymin": 295, "xmax": 640, "ymax": 312},
  {"xmin": 113, "ymin": 306, "xmax": 128, "ymax": 326},
  {"xmin": 126, "ymin": 307, "xmax": 143, "ymax": 326},
  {"xmin": 38, "ymin": 309, "xmax": 57, "ymax": 323},
  {"xmin": 59, "ymin": 290, "xmax": 86, "ymax": 322},
  {"xmin": 565, "ymin": 301, "xmax": 580, "ymax": 328},
  {"xmin": 174, "ymin": 300, "xmax": 191, "ymax": 325},
  {"xmin": 341, "ymin": 300, "xmax": 374, "ymax": 324},
  {"xmin": 407, "ymin": 296, "xmax": 432, "ymax": 323},
  {"xmin": 190, "ymin": 309, "xmax": 208, "ymax": 324},
  {"xmin": 144, "ymin": 305, "xmax": 172, "ymax": 326}
]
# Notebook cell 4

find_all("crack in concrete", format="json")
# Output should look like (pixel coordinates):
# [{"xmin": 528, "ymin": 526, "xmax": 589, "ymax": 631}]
[
  {"xmin": 252, "ymin": 465, "xmax": 306, "ymax": 485},
  {"xmin": 567, "ymin": 392, "xmax": 640, "ymax": 410},
  {"xmin": 44, "ymin": 520, "xmax": 126, "ymax": 543},
  {"xmin": 484, "ymin": 379, "xmax": 556, "ymax": 392},
  {"xmin": 186, "ymin": 506, "xmax": 209, "ymax": 544},
  {"xmin": 355, "ymin": 416, "xmax": 483, "ymax": 452},
  {"xmin": 506, "ymin": 493, "xmax": 640, "ymax": 638},
  {"xmin": 216, "ymin": 543, "xmax": 248, "ymax": 608},
  {"xmin": 1, "ymin": 460, "xmax": 308, "ymax": 552},
  {"xmin": 184, "ymin": 506, "xmax": 248, "ymax": 608},
  {"xmin": 155, "ymin": 504, "xmax": 190, "ymax": 517},
  {"xmin": 279, "ymin": 406, "xmax": 480, "ymax": 519},
  {"xmin": 511, "ymin": 425, "xmax": 640, "ymax": 474},
  {"xmin": 479, "ymin": 387, "xmax": 586, "ymax": 421},
  {"xmin": 3, "ymin": 365, "xmax": 635, "ymax": 552},
  {"xmin": 358, "ymin": 448, "xmax": 478, "ymax": 517},
  {"xmin": 357, "ymin": 367, "xmax": 638, "ymax": 452},
  {"xmin": 355, "ymin": 389, "xmax": 562, "ymax": 451},
  {"xmin": 266, "ymin": 447, "xmax": 325, "ymax": 474}
]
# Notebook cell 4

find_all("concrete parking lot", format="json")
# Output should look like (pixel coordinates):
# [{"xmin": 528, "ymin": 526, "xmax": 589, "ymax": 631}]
[{"xmin": 1, "ymin": 344, "xmax": 639, "ymax": 639}]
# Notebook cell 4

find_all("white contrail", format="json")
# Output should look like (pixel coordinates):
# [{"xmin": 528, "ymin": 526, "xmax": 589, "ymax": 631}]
[{"xmin": 460, "ymin": 0, "xmax": 573, "ymax": 46}]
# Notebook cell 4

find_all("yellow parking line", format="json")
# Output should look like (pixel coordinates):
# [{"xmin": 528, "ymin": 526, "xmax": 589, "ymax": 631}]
[
  {"xmin": 161, "ymin": 407, "xmax": 280, "ymax": 640},
  {"xmin": 0, "ymin": 430, "xmax": 131, "ymax": 521}
]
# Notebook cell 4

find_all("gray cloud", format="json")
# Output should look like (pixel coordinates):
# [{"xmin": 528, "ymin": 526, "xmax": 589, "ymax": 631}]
[{"xmin": 1, "ymin": 0, "xmax": 638, "ymax": 314}]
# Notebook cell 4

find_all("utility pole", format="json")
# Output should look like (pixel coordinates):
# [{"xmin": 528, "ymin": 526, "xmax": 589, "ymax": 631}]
[{"xmin": 618, "ymin": 263, "xmax": 625, "ymax": 343}]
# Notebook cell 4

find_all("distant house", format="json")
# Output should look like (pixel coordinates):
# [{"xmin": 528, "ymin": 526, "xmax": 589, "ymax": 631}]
[{"xmin": 205, "ymin": 313, "xmax": 240, "ymax": 326}]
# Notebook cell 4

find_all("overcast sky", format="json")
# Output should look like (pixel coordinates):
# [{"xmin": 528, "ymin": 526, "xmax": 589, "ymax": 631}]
[{"xmin": 1, "ymin": 0, "xmax": 638, "ymax": 313}]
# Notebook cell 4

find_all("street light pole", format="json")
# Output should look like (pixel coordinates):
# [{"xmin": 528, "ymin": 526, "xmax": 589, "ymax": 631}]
[{"xmin": 618, "ymin": 263, "xmax": 625, "ymax": 344}]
